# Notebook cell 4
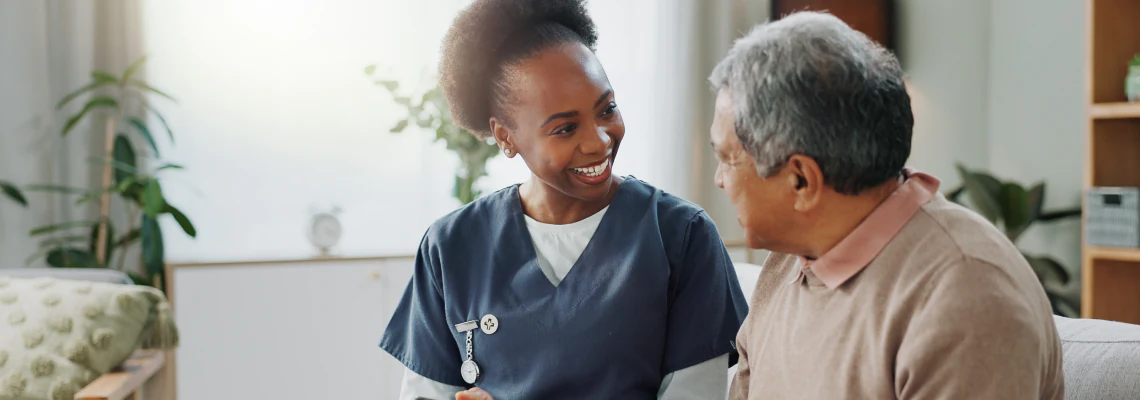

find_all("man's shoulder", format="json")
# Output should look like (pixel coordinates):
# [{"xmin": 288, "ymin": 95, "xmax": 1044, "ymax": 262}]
[
  {"xmin": 886, "ymin": 195, "xmax": 1029, "ymax": 277},
  {"xmin": 885, "ymin": 195, "xmax": 1054, "ymax": 319}
]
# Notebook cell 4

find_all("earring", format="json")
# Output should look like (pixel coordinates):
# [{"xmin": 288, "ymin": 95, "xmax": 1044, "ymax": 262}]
[{"xmin": 503, "ymin": 148, "xmax": 512, "ymax": 157}]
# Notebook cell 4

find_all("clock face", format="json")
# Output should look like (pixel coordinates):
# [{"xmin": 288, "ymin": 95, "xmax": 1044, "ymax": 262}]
[{"xmin": 309, "ymin": 213, "xmax": 342, "ymax": 249}]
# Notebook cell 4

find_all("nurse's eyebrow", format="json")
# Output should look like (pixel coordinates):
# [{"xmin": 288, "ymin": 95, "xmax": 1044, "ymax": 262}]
[
  {"xmin": 539, "ymin": 90, "xmax": 616, "ymax": 128},
  {"xmin": 593, "ymin": 89, "xmax": 614, "ymax": 108},
  {"xmin": 540, "ymin": 111, "xmax": 578, "ymax": 127}
]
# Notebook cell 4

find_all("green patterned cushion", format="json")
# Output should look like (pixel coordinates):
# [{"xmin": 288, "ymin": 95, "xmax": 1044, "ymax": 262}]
[{"xmin": 0, "ymin": 276, "xmax": 177, "ymax": 400}]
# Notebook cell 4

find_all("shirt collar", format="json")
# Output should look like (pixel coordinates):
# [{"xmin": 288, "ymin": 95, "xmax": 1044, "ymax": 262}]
[{"xmin": 799, "ymin": 168, "xmax": 940, "ymax": 289}]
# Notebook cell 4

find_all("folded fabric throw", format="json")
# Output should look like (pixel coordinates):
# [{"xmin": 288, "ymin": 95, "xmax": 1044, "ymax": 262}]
[{"xmin": 0, "ymin": 276, "xmax": 178, "ymax": 400}]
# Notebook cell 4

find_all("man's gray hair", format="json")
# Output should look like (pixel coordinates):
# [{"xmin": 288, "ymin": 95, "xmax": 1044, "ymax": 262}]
[{"xmin": 708, "ymin": 11, "xmax": 912, "ymax": 195}]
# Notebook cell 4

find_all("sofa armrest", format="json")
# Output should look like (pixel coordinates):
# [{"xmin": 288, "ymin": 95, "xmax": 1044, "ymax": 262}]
[{"xmin": 75, "ymin": 350, "xmax": 165, "ymax": 400}]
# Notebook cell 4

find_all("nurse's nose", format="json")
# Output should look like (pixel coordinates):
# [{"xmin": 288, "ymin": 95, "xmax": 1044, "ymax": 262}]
[{"xmin": 580, "ymin": 123, "xmax": 610, "ymax": 154}]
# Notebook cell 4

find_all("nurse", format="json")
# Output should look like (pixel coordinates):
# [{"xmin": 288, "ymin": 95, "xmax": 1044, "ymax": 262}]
[{"xmin": 379, "ymin": 0, "xmax": 748, "ymax": 399}]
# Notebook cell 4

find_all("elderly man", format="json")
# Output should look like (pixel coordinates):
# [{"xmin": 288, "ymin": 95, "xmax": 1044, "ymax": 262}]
[{"xmin": 709, "ymin": 12, "xmax": 1064, "ymax": 399}]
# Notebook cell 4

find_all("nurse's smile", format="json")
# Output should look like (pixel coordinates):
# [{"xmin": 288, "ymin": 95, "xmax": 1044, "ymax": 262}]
[{"xmin": 568, "ymin": 156, "xmax": 612, "ymax": 186}]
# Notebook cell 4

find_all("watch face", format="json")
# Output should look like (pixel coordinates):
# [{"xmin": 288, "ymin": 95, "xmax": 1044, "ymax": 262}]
[
  {"xmin": 310, "ymin": 213, "xmax": 342, "ymax": 248},
  {"xmin": 460, "ymin": 359, "xmax": 480, "ymax": 384}
]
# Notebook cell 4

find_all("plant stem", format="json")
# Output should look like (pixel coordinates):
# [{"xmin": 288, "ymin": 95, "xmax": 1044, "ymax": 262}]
[
  {"xmin": 95, "ymin": 117, "xmax": 116, "ymax": 265},
  {"xmin": 116, "ymin": 202, "xmax": 137, "ymax": 272}
]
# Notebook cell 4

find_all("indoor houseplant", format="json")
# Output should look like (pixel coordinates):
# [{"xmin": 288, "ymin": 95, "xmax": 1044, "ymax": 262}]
[
  {"xmin": 1127, "ymin": 54, "xmax": 1140, "ymax": 102},
  {"xmin": 1, "ymin": 181, "xmax": 27, "ymax": 207},
  {"xmin": 365, "ymin": 65, "xmax": 499, "ymax": 205},
  {"xmin": 16, "ymin": 56, "xmax": 195, "ymax": 290},
  {"xmin": 947, "ymin": 164, "xmax": 1082, "ymax": 316}
]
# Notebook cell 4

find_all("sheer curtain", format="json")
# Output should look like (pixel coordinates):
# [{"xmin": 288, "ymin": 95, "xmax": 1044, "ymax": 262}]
[{"xmin": 0, "ymin": 0, "xmax": 145, "ymax": 269}]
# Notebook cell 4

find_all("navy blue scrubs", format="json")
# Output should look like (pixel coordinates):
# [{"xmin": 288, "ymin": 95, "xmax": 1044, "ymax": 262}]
[{"xmin": 380, "ymin": 178, "xmax": 748, "ymax": 399}]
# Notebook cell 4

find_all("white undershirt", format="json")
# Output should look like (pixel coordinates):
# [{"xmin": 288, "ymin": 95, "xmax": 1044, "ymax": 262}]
[{"xmin": 398, "ymin": 206, "xmax": 728, "ymax": 399}]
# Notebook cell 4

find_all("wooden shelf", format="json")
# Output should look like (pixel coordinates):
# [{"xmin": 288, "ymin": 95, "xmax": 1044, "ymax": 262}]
[
  {"xmin": 1087, "ymin": 246, "xmax": 1140, "ymax": 262},
  {"xmin": 1083, "ymin": 0, "xmax": 1140, "ymax": 323},
  {"xmin": 1090, "ymin": 102, "xmax": 1140, "ymax": 119}
]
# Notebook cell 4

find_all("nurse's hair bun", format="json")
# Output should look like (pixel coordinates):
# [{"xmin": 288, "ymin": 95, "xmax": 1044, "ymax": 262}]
[{"xmin": 439, "ymin": 0, "xmax": 598, "ymax": 138}]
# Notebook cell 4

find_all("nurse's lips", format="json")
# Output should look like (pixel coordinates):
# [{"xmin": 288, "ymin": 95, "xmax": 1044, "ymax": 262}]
[{"xmin": 569, "ymin": 156, "xmax": 612, "ymax": 185}]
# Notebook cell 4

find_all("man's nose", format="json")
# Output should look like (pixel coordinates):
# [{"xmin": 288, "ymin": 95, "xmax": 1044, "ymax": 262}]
[{"xmin": 715, "ymin": 163, "xmax": 725, "ymax": 189}]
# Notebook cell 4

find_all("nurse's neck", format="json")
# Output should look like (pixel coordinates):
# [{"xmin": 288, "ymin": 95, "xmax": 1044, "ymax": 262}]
[{"xmin": 518, "ymin": 177, "xmax": 621, "ymax": 225}]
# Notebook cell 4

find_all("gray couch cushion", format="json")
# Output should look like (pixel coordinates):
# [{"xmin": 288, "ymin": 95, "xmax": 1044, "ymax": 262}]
[
  {"xmin": 1055, "ymin": 316, "xmax": 1140, "ymax": 399},
  {"xmin": 0, "ymin": 268, "xmax": 133, "ymax": 284}
]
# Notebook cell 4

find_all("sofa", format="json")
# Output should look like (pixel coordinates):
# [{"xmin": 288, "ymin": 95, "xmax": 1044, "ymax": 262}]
[
  {"xmin": 0, "ymin": 268, "xmax": 174, "ymax": 400},
  {"xmin": 731, "ymin": 262, "xmax": 1140, "ymax": 399}
]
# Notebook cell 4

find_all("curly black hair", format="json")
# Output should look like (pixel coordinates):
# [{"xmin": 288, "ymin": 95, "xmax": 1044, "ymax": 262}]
[{"xmin": 439, "ymin": 0, "xmax": 598, "ymax": 139}]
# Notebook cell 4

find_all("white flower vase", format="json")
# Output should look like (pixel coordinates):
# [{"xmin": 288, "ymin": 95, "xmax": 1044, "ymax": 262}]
[{"xmin": 1127, "ymin": 66, "xmax": 1140, "ymax": 102}]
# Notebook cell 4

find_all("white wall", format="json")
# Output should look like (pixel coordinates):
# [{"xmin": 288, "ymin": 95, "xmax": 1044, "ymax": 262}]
[
  {"xmin": 898, "ymin": 0, "xmax": 992, "ymax": 190},
  {"xmin": 986, "ymin": 0, "xmax": 1085, "ymax": 288}
]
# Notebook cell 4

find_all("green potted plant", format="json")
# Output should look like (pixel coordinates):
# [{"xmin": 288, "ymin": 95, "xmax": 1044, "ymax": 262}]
[
  {"xmin": 947, "ymin": 164, "xmax": 1082, "ymax": 316},
  {"xmin": 365, "ymin": 65, "xmax": 499, "ymax": 205},
  {"xmin": 1127, "ymin": 54, "xmax": 1140, "ymax": 102},
  {"xmin": 13, "ymin": 56, "xmax": 195, "ymax": 290}
]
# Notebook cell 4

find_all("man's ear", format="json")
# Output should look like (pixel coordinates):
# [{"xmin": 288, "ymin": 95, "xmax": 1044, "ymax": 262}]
[
  {"xmin": 786, "ymin": 155, "xmax": 824, "ymax": 212},
  {"xmin": 490, "ymin": 117, "xmax": 516, "ymax": 158}
]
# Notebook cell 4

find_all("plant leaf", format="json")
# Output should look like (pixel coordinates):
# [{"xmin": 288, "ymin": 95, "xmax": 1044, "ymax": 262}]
[
  {"xmin": 29, "ymin": 220, "xmax": 99, "ymax": 236},
  {"xmin": 128, "ymin": 117, "xmax": 160, "ymax": 156},
  {"xmin": 91, "ymin": 71, "xmax": 119, "ymax": 83},
  {"xmin": 1039, "ymin": 208, "xmax": 1082, "ymax": 222},
  {"xmin": 88, "ymin": 221, "xmax": 114, "ymax": 266},
  {"xmin": 75, "ymin": 186, "xmax": 119, "ymax": 206},
  {"xmin": 128, "ymin": 79, "xmax": 176, "ymax": 102},
  {"xmin": 119, "ymin": 180, "xmax": 147, "ymax": 204},
  {"xmin": 113, "ymin": 135, "xmax": 138, "ymax": 185},
  {"xmin": 376, "ymin": 80, "xmax": 398, "ymax": 91},
  {"xmin": 955, "ymin": 164, "xmax": 1002, "ymax": 224},
  {"xmin": 0, "ymin": 181, "xmax": 28, "ymax": 207},
  {"xmin": 56, "ymin": 80, "xmax": 115, "ymax": 110},
  {"xmin": 156, "ymin": 163, "xmax": 184, "ymax": 172},
  {"xmin": 364, "ymin": 64, "xmax": 377, "ymax": 75},
  {"xmin": 390, "ymin": 120, "xmax": 409, "ymax": 133},
  {"xmin": 115, "ymin": 228, "xmax": 142, "ymax": 248},
  {"xmin": 45, "ymin": 247, "xmax": 98, "ymax": 268},
  {"xmin": 121, "ymin": 56, "xmax": 148, "ymax": 82},
  {"xmin": 88, "ymin": 156, "xmax": 140, "ymax": 176},
  {"xmin": 1026, "ymin": 182, "xmax": 1045, "ymax": 221},
  {"xmin": 141, "ymin": 102, "xmax": 174, "ymax": 142},
  {"xmin": 163, "ymin": 203, "xmax": 197, "ymax": 237},
  {"xmin": 999, "ymin": 182, "xmax": 1031, "ymax": 242},
  {"xmin": 1050, "ymin": 294, "xmax": 1080, "ymax": 318},
  {"xmin": 1024, "ymin": 254, "xmax": 1071, "ymax": 285},
  {"xmin": 62, "ymin": 97, "xmax": 118, "ymax": 136},
  {"xmin": 141, "ymin": 215, "xmax": 165, "ymax": 275},
  {"xmin": 38, "ymin": 235, "xmax": 88, "ymax": 249},
  {"xmin": 23, "ymin": 184, "xmax": 90, "ymax": 195},
  {"xmin": 142, "ymin": 180, "xmax": 165, "ymax": 216},
  {"xmin": 945, "ymin": 186, "xmax": 964, "ymax": 204}
]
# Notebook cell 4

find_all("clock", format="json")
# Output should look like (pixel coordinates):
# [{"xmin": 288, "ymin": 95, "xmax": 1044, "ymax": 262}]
[{"xmin": 307, "ymin": 207, "xmax": 343, "ymax": 256}]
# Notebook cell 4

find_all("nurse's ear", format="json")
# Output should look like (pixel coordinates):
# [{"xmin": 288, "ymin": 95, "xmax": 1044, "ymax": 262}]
[{"xmin": 490, "ymin": 117, "xmax": 517, "ymax": 158}]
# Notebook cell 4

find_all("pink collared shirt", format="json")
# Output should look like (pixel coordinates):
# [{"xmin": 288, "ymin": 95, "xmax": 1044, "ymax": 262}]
[{"xmin": 797, "ymin": 168, "xmax": 941, "ymax": 289}]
